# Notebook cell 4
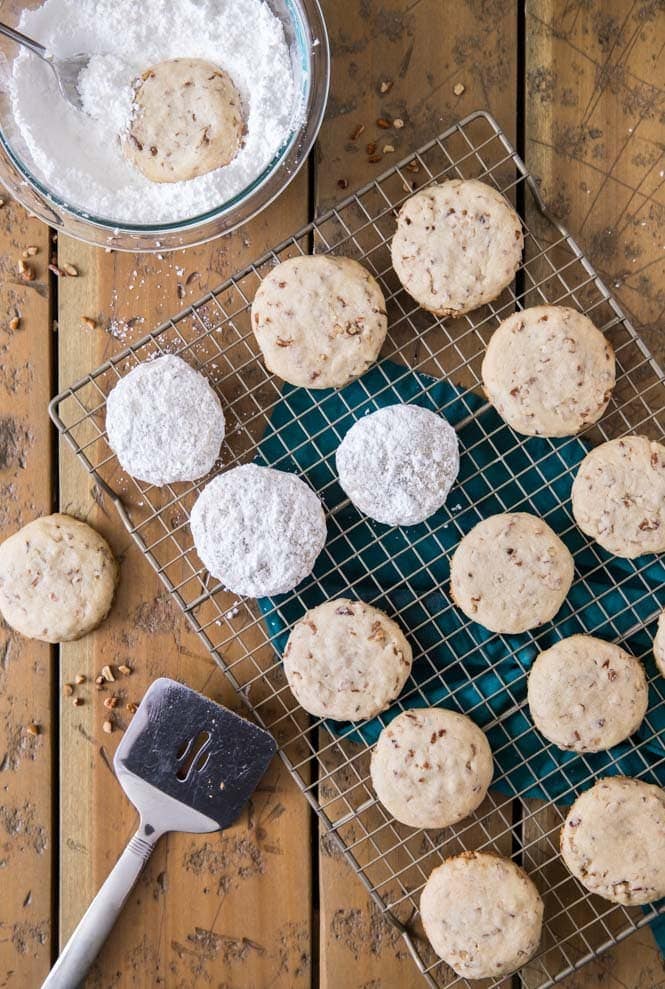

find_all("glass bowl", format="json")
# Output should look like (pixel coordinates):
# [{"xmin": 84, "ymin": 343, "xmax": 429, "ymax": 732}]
[{"xmin": 0, "ymin": 0, "xmax": 329, "ymax": 251}]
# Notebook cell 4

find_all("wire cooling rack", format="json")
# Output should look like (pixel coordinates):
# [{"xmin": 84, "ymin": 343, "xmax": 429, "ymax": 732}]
[{"xmin": 50, "ymin": 111, "xmax": 665, "ymax": 988}]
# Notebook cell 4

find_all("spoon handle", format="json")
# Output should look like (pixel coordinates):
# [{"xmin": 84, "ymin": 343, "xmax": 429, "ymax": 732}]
[{"xmin": 0, "ymin": 22, "xmax": 49, "ymax": 61}]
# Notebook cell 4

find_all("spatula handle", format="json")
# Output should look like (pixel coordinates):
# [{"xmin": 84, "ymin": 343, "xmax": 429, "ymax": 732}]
[{"xmin": 42, "ymin": 830, "xmax": 159, "ymax": 989}]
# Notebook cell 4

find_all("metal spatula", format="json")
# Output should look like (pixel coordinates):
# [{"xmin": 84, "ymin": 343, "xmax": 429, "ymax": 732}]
[{"xmin": 42, "ymin": 677, "xmax": 277, "ymax": 989}]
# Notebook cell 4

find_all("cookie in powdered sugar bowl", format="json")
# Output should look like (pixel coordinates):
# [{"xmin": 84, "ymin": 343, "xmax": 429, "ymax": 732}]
[{"xmin": 0, "ymin": 0, "xmax": 329, "ymax": 249}]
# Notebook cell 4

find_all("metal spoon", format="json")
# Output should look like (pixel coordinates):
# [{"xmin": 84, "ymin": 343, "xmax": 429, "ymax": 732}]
[{"xmin": 0, "ymin": 22, "xmax": 90, "ymax": 110}]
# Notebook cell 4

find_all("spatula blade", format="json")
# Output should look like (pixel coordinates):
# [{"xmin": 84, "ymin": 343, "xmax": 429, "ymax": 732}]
[{"xmin": 114, "ymin": 678, "xmax": 277, "ymax": 831}]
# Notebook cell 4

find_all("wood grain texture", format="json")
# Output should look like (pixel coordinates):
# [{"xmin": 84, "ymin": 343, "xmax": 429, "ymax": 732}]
[
  {"xmin": 522, "ymin": 2, "xmax": 665, "ymax": 986},
  {"xmin": 315, "ymin": 0, "xmax": 519, "ymax": 986},
  {"xmin": 56, "ymin": 177, "xmax": 313, "ymax": 988},
  {"xmin": 0, "ymin": 199, "xmax": 54, "ymax": 984},
  {"xmin": 1, "ymin": 1, "xmax": 664, "ymax": 987}
]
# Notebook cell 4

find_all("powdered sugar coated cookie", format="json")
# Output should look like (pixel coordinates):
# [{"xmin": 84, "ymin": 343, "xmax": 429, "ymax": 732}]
[
  {"xmin": 190, "ymin": 464, "xmax": 326, "ymax": 597},
  {"xmin": 336, "ymin": 404, "xmax": 459, "ymax": 526},
  {"xmin": 106, "ymin": 354, "xmax": 225, "ymax": 486}
]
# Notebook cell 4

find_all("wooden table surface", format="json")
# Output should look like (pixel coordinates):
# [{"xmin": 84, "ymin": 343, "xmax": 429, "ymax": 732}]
[{"xmin": 1, "ymin": 1, "xmax": 664, "ymax": 987}]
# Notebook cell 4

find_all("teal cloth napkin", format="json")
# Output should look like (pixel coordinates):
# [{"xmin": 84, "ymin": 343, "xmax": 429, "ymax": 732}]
[{"xmin": 256, "ymin": 359, "xmax": 665, "ymax": 946}]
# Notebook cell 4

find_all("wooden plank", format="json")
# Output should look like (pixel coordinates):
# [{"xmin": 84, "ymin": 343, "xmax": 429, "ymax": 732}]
[
  {"xmin": 523, "ymin": 2, "xmax": 665, "ymax": 987},
  {"xmin": 0, "ymin": 199, "xmax": 54, "ymax": 983},
  {"xmin": 56, "ymin": 176, "xmax": 313, "ymax": 986},
  {"xmin": 315, "ymin": 0, "xmax": 520, "ymax": 986}
]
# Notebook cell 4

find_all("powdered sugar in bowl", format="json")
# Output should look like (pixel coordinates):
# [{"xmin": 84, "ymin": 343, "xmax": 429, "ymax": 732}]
[{"xmin": 0, "ymin": 0, "xmax": 329, "ymax": 251}]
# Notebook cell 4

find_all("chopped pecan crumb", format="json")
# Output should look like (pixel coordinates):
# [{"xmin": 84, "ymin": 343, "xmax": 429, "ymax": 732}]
[{"xmin": 26, "ymin": 723, "xmax": 40, "ymax": 736}]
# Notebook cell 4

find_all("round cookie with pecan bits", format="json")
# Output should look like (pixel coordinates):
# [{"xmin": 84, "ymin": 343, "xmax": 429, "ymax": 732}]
[
  {"xmin": 482, "ymin": 305, "xmax": 615, "ymax": 437},
  {"xmin": 391, "ymin": 178, "xmax": 523, "ymax": 317},
  {"xmin": 420, "ymin": 851, "xmax": 544, "ymax": 979},
  {"xmin": 251, "ymin": 255, "xmax": 388, "ymax": 389},
  {"xmin": 571, "ymin": 435, "xmax": 665, "ymax": 558},
  {"xmin": 528, "ymin": 634, "xmax": 647, "ymax": 752},
  {"xmin": 561, "ymin": 777, "xmax": 665, "ymax": 905},
  {"xmin": 283, "ymin": 598, "xmax": 412, "ymax": 721},
  {"xmin": 653, "ymin": 609, "xmax": 665, "ymax": 677},
  {"xmin": 123, "ymin": 58, "xmax": 245, "ymax": 182},
  {"xmin": 449, "ymin": 512, "xmax": 574, "ymax": 634},
  {"xmin": 370, "ymin": 707, "xmax": 493, "ymax": 829},
  {"xmin": 0, "ymin": 513, "xmax": 118, "ymax": 643}
]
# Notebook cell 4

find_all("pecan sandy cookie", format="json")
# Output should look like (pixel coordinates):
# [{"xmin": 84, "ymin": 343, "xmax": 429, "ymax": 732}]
[
  {"xmin": 251, "ymin": 255, "xmax": 388, "ymax": 389},
  {"xmin": 450, "ymin": 512, "xmax": 574, "ymax": 634},
  {"xmin": 528, "ymin": 634, "xmax": 647, "ymax": 752},
  {"xmin": 571, "ymin": 435, "xmax": 665, "ymax": 558},
  {"xmin": 420, "ymin": 851, "xmax": 544, "ymax": 979},
  {"xmin": 561, "ymin": 776, "xmax": 665, "ymax": 905},
  {"xmin": 190, "ymin": 464, "xmax": 326, "ymax": 597},
  {"xmin": 106, "ymin": 354, "xmax": 225, "ymax": 487},
  {"xmin": 335, "ymin": 404, "xmax": 459, "ymax": 526},
  {"xmin": 123, "ymin": 58, "xmax": 245, "ymax": 182},
  {"xmin": 391, "ymin": 178, "xmax": 523, "ymax": 317},
  {"xmin": 370, "ymin": 707, "xmax": 493, "ymax": 829},
  {"xmin": 482, "ymin": 306, "xmax": 615, "ymax": 437},
  {"xmin": 282, "ymin": 598, "xmax": 412, "ymax": 721},
  {"xmin": 0, "ymin": 514, "xmax": 118, "ymax": 643},
  {"xmin": 653, "ymin": 609, "xmax": 665, "ymax": 677}
]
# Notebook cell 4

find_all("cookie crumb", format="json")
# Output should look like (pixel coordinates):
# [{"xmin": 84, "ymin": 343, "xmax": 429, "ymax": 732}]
[
  {"xmin": 102, "ymin": 719, "xmax": 114, "ymax": 734},
  {"xmin": 100, "ymin": 664, "xmax": 116, "ymax": 682},
  {"xmin": 72, "ymin": 697, "xmax": 84, "ymax": 707},
  {"xmin": 26, "ymin": 723, "xmax": 40, "ymax": 736},
  {"xmin": 453, "ymin": 82, "xmax": 465, "ymax": 96},
  {"xmin": 22, "ymin": 246, "xmax": 39, "ymax": 258},
  {"xmin": 75, "ymin": 674, "xmax": 86, "ymax": 685},
  {"xmin": 118, "ymin": 664, "xmax": 132, "ymax": 676},
  {"xmin": 349, "ymin": 123, "xmax": 365, "ymax": 141},
  {"xmin": 62, "ymin": 263, "xmax": 79, "ymax": 277},
  {"xmin": 103, "ymin": 696, "xmax": 118, "ymax": 709},
  {"xmin": 379, "ymin": 80, "xmax": 393, "ymax": 94},
  {"xmin": 81, "ymin": 316, "xmax": 97, "ymax": 330},
  {"xmin": 9, "ymin": 316, "xmax": 21, "ymax": 331},
  {"xmin": 393, "ymin": 118, "xmax": 404, "ymax": 129},
  {"xmin": 63, "ymin": 683, "xmax": 74, "ymax": 697}
]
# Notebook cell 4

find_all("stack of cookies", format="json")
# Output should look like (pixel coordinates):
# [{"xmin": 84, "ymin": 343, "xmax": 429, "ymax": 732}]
[{"xmin": 1, "ymin": 177, "xmax": 663, "ymax": 982}]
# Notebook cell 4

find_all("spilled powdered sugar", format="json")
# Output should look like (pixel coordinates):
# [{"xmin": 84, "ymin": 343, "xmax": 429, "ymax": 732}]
[
  {"xmin": 105, "ymin": 355, "xmax": 225, "ymax": 486},
  {"xmin": 8, "ymin": 0, "xmax": 300, "ymax": 223},
  {"xmin": 336, "ymin": 404, "xmax": 460, "ymax": 526},
  {"xmin": 190, "ymin": 464, "xmax": 327, "ymax": 597}
]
